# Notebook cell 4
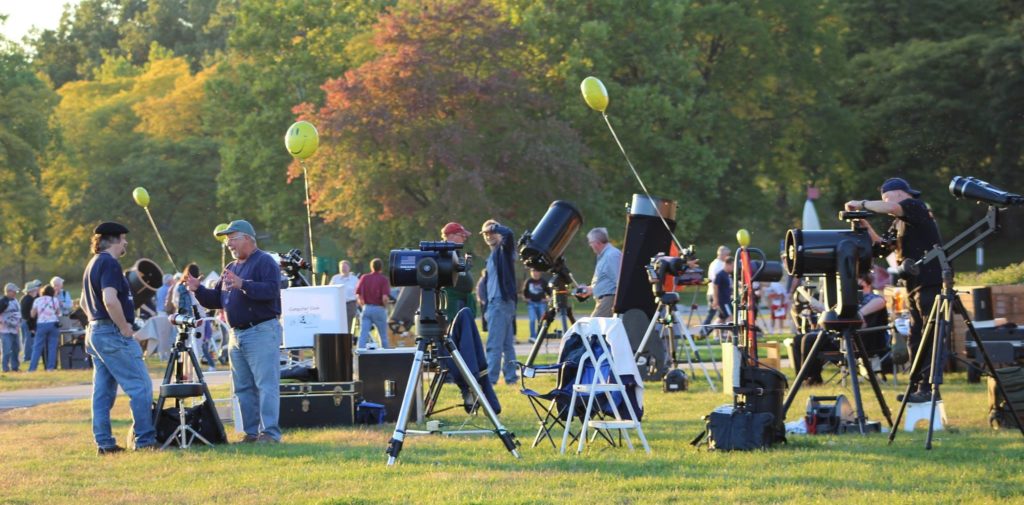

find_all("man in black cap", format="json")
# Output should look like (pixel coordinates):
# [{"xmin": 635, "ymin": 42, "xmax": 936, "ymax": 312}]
[
  {"xmin": 186, "ymin": 219, "xmax": 283, "ymax": 443},
  {"xmin": 845, "ymin": 177, "xmax": 943, "ymax": 402},
  {"xmin": 81, "ymin": 221, "xmax": 157, "ymax": 453}
]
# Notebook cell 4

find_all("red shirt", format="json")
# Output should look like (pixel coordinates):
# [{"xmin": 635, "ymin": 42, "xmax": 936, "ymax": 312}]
[{"xmin": 356, "ymin": 272, "xmax": 390, "ymax": 306}]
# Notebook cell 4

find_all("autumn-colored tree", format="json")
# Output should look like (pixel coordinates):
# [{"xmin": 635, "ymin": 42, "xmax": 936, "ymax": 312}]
[{"xmin": 296, "ymin": 0, "xmax": 594, "ymax": 261}]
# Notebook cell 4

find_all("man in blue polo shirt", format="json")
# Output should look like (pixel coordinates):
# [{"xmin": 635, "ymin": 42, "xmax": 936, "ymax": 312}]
[
  {"xmin": 82, "ymin": 221, "xmax": 156, "ymax": 454},
  {"xmin": 186, "ymin": 219, "xmax": 283, "ymax": 443}
]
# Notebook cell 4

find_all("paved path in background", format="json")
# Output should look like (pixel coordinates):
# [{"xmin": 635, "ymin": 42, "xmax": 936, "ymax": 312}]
[{"xmin": 0, "ymin": 371, "xmax": 233, "ymax": 410}]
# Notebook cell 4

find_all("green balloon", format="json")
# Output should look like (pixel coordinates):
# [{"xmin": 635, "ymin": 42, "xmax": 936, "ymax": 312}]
[{"xmin": 213, "ymin": 223, "xmax": 229, "ymax": 243}]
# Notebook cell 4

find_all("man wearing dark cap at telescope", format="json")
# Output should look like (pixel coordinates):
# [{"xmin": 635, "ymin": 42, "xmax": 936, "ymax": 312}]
[
  {"xmin": 82, "ymin": 222, "xmax": 157, "ymax": 454},
  {"xmin": 845, "ymin": 177, "xmax": 942, "ymax": 403},
  {"xmin": 186, "ymin": 219, "xmax": 283, "ymax": 443}
]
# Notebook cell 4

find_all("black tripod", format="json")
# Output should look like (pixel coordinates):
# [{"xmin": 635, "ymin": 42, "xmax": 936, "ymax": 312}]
[
  {"xmin": 386, "ymin": 287, "xmax": 520, "ymax": 466},
  {"xmin": 524, "ymin": 258, "xmax": 578, "ymax": 367},
  {"xmin": 154, "ymin": 316, "xmax": 226, "ymax": 449},
  {"xmin": 634, "ymin": 291, "xmax": 720, "ymax": 389},
  {"xmin": 888, "ymin": 206, "xmax": 1024, "ymax": 448}
]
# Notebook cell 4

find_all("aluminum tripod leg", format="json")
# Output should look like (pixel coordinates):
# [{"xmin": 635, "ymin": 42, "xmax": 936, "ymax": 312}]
[{"xmin": 386, "ymin": 337, "xmax": 429, "ymax": 466}]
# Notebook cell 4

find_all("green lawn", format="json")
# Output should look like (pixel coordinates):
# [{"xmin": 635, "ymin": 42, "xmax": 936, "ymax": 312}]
[{"xmin": 1, "ymin": 366, "xmax": 1021, "ymax": 504}]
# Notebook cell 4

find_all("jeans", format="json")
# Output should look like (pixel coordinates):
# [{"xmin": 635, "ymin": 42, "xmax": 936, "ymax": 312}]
[
  {"xmin": 201, "ymin": 339, "xmax": 217, "ymax": 370},
  {"xmin": 85, "ymin": 321, "xmax": 156, "ymax": 449},
  {"xmin": 357, "ymin": 305, "xmax": 389, "ymax": 349},
  {"xmin": 1, "ymin": 332, "xmax": 20, "ymax": 371},
  {"xmin": 527, "ymin": 301, "xmax": 546, "ymax": 342},
  {"xmin": 21, "ymin": 321, "xmax": 33, "ymax": 362},
  {"xmin": 485, "ymin": 299, "xmax": 517, "ymax": 384},
  {"xmin": 229, "ymin": 319, "xmax": 282, "ymax": 441},
  {"xmin": 29, "ymin": 321, "xmax": 59, "ymax": 371},
  {"xmin": 909, "ymin": 284, "xmax": 940, "ymax": 388}
]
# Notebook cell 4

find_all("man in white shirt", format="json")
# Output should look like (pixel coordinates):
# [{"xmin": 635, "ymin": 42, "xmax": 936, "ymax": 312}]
[
  {"xmin": 700, "ymin": 245, "xmax": 731, "ymax": 336},
  {"xmin": 330, "ymin": 260, "xmax": 359, "ymax": 333}
]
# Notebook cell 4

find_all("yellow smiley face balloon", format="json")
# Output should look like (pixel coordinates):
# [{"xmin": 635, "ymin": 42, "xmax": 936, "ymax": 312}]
[{"xmin": 285, "ymin": 121, "xmax": 319, "ymax": 159}]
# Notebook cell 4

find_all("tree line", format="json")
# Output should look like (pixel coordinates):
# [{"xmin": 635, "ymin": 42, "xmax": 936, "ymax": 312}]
[{"xmin": 1, "ymin": 0, "xmax": 1021, "ymax": 284}]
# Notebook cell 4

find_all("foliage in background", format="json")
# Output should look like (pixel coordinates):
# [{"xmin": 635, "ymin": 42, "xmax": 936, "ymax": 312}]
[
  {"xmin": 0, "ymin": 0, "xmax": 1022, "ymax": 283},
  {"xmin": 956, "ymin": 260, "xmax": 1024, "ymax": 287}
]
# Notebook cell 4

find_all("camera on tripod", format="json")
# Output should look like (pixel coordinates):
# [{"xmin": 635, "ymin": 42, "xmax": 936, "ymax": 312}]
[
  {"xmin": 389, "ymin": 241, "xmax": 470, "ymax": 290},
  {"xmin": 645, "ymin": 248, "xmax": 703, "ymax": 287},
  {"xmin": 275, "ymin": 248, "xmax": 311, "ymax": 287}
]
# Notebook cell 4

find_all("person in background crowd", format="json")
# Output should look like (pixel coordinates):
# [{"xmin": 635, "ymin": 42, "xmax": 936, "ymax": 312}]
[
  {"xmin": 29, "ymin": 285, "xmax": 62, "ymax": 371},
  {"xmin": 522, "ymin": 269, "xmax": 549, "ymax": 344},
  {"xmin": 355, "ymin": 258, "xmax": 391, "ymax": 350},
  {"xmin": 712, "ymin": 256, "xmax": 735, "ymax": 324},
  {"xmin": 1, "ymin": 283, "xmax": 22, "ymax": 372},
  {"xmin": 440, "ymin": 222, "xmax": 477, "ymax": 323},
  {"xmin": 701, "ymin": 245, "xmax": 730, "ymax": 337},
  {"xmin": 476, "ymin": 268, "xmax": 488, "ymax": 332},
  {"xmin": 20, "ymin": 280, "xmax": 40, "ymax": 363},
  {"xmin": 330, "ymin": 260, "xmax": 359, "ymax": 332},
  {"xmin": 51, "ymin": 277, "xmax": 73, "ymax": 315}
]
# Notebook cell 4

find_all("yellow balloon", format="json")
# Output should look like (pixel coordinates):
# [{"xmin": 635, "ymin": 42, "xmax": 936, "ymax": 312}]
[
  {"xmin": 132, "ymin": 187, "xmax": 150, "ymax": 208},
  {"xmin": 213, "ymin": 223, "xmax": 229, "ymax": 243},
  {"xmin": 580, "ymin": 76, "xmax": 609, "ymax": 112},
  {"xmin": 736, "ymin": 229, "xmax": 751, "ymax": 248},
  {"xmin": 285, "ymin": 121, "xmax": 319, "ymax": 159}
]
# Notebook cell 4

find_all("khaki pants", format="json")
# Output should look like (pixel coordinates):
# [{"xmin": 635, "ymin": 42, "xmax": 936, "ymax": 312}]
[{"xmin": 591, "ymin": 295, "xmax": 615, "ymax": 317}]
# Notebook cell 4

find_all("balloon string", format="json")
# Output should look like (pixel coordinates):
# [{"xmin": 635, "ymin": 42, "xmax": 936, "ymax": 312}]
[
  {"xmin": 221, "ymin": 244, "xmax": 226, "ymax": 271},
  {"xmin": 601, "ymin": 112, "xmax": 686, "ymax": 253},
  {"xmin": 144, "ymin": 207, "xmax": 178, "ymax": 272},
  {"xmin": 301, "ymin": 162, "xmax": 316, "ymax": 285}
]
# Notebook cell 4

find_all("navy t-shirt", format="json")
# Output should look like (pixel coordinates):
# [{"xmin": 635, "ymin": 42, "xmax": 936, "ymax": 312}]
[
  {"xmin": 890, "ymin": 198, "xmax": 943, "ymax": 288},
  {"xmin": 714, "ymin": 269, "xmax": 733, "ymax": 308},
  {"xmin": 82, "ymin": 252, "xmax": 135, "ymax": 324}
]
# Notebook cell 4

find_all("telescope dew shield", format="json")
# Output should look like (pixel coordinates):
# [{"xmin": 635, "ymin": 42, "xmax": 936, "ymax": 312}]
[
  {"xmin": 519, "ymin": 201, "xmax": 583, "ymax": 271},
  {"xmin": 126, "ymin": 258, "xmax": 164, "ymax": 308},
  {"xmin": 784, "ymin": 229, "xmax": 872, "ymax": 277}
]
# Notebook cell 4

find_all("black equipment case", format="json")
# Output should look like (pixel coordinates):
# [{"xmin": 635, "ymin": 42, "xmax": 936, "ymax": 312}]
[{"xmin": 279, "ymin": 381, "xmax": 362, "ymax": 428}]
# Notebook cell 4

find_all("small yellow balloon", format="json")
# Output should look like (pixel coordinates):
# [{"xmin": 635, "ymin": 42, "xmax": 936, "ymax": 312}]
[
  {"xmin": 285, "ymin": 121, "xmax": 319, "ymax": 159},
  {"xmin": 132, "ymin": 187, "xmax": 150, "ymax": 208},
  {"xmin": 736, "ymin": 229, "xmax": 751, "ymax": 248},
  {"xmin": 213, "ymin": 223, "xmax": 229, "ymax": 243},
  {"xmin": 580, "ymin": 76, "xmax": 609, "ymax": 112}
]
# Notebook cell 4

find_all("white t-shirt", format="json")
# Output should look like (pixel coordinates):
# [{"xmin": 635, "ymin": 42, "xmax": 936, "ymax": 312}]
[
  {"xmin": 32, "ymin": 296, "xmax": 61, "ymax": 324},
  {"xmin": 330, "ymin": 273, "xmax": 359, "ymax": 302},
  {"xmin": 706, "ymin": 258, "xmax": 725, "ymax": 294}
]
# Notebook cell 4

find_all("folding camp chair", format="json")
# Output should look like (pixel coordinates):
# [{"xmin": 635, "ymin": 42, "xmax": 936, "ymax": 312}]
[
  {"xmin": 515, "ymin": 333, "xmax": 617, "ymax": 450},
  {"xmin": 559, "ymin": 317, "xmax": 650, "ymax": 454}
]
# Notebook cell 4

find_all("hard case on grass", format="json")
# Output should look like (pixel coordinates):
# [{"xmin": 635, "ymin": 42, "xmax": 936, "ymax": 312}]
[
  {"xmin": 358, "ymin": 348, "xmax": 422, "ymax": 423},
  {"xmin": 279, "ymin": 381, "xmax": 362, "ymax": 428},
  {"xmin": 58, "ymin": 344, "xmax": 91, "ymax": 370}
]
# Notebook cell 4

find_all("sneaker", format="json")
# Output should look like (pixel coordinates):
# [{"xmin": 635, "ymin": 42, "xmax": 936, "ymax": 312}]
[
  {"xmin": 206, "ymin": 367, "xmax": 216, "ymax": 373},
  {"xmin": 97, "ymin": 445, "xmax": 126, "ymax": 455},
  {"xmin": 255, "ymin": 433, "xmax": 280, "ymax": 444},
  {"xmin": 239, "ymin": 434, "xmax": 259, "ymax": 443}
]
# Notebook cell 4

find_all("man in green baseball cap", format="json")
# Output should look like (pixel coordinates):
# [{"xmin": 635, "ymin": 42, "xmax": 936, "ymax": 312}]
[{"xmin": 190, "ymin": 218, "xmax": 283, "ymax": 443}]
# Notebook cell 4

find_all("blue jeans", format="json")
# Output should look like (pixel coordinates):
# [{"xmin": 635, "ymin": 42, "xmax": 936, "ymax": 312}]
[
  {"xmin": 29, "ymin": 321, "xmax": 59, "ymax": 371},
  {"xmin": 229, "ymin": 319, "xmax": 282, "ymax": 441},
  {"xmin": 1, "ymin": 332, "xmax": 20, "ymax": 371},
  {"xmin": 85, "ymin": 321, "xmax": 156, "ymax": 449},
  {"xmin": 358, "ymin": 305, "xmax": 389, "ymax": 349},
  {"xmin": 485, "ymin": 299, "xmax": 517, "ymax": 384},
  {"xmin": 21, "ymin": 321, "xmax": 33, "ymax": 362},
  {"xmin": 527, "ymin": 301, "xmax": 547, "ymax": 342}
]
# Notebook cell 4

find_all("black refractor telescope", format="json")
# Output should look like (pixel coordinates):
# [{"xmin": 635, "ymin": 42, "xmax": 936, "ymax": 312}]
[{"xmin": 518, "ymin": 201, "xmax": 585, "ymax": 367}]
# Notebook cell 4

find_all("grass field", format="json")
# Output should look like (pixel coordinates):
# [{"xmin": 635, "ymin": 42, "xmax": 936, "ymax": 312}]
[{"xmin": 1, "ymin": 362, "xmax": 1022, "ymax": 504}]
